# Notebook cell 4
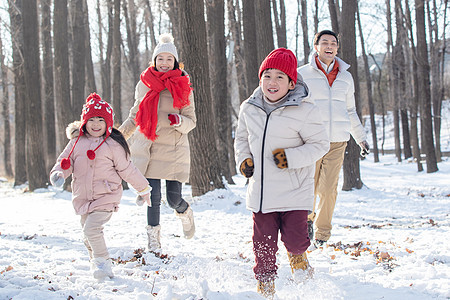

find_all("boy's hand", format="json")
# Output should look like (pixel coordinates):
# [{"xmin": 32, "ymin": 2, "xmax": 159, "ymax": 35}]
[
  {"xmin": 240, "ymin": 158, "xmax": 254, "ymax": 178},
  {"xmin": 359, "ymin": 141, "xmax": 370, "ymax": 158},
  {"xmin": 50, "ymin": 172, "xmax": 64, "ymax": 187},
  {"xmin": 273, "ymin": 149, "xmax": 288, "ymax": 168}
]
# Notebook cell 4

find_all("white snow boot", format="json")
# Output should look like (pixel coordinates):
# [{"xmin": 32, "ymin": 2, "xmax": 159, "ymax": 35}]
[
  {"xmin": 90, "ymin": 257, "xmax": 114, "ymax": 280},
  {"xmin": 175, "ymin": 206, "xmax": 195, "ymax": 239},
  {"xmin": 146, "ymin": 225, "xmax": 162, "ymax": 255}
]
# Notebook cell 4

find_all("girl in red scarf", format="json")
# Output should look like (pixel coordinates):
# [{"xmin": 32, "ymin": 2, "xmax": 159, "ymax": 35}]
[{"xmin": 119, "ymin": 33, "xmax": 197, "ymax": 257}]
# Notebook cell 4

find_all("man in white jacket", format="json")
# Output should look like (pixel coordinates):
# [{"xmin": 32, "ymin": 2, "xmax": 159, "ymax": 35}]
[{"xmin": 297, "ymin": 30, "xmax": 369, "ymax": 247}]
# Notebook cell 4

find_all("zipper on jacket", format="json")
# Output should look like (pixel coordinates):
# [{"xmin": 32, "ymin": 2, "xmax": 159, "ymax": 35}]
[{"xmin": 259, "ymin": 113, "xmax": 271, "ymax": 212}]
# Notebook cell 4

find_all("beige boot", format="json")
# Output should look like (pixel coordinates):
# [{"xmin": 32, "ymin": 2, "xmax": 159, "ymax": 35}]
[
  {"xmin": 175, "ymin": 206, "xmax": 195, "ymax": 239},
  {"xmin": 146, "ymin": 225, "xmax": 162, "ymax": 255},
  {"xmin": 287, "ymin": 251, "xmax": 314, "ymax": 282},
  {"xmin": 257, "ymin": 280, "xmax": 275, "ymax": 299},
  {"xmin": 90, "ymin": 257, "xmax": 114, "ymax": 279}
]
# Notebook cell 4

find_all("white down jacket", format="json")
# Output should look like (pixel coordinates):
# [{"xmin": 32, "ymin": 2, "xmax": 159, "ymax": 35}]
[
  {"xmin": 297, "ymin": 54, "xmax": 366, "ymax": 144},
  {"xmin": 234, "ymin": 79, "xmax": 330, "ymax": 213}
]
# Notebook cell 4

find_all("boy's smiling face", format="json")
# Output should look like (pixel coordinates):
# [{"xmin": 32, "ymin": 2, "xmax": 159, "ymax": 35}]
[{"xmin": 260, "ymin": 69, "xmax": 295, "ymax": 102}]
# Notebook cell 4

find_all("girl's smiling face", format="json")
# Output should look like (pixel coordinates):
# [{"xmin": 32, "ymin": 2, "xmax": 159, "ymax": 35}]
[
  {"xmin": 85, "ymin": 117, "xmax": 106, "ymax": 137},
  {"xmin": 260, "ymin": 69, "xmax": 295, "ymax": 102},
  {"xmin": 155, "ymin": 53, "xmax": 175, "ymax": 72}
]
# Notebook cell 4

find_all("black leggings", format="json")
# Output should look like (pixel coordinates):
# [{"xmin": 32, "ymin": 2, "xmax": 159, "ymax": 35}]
[{"xmin": 146, "ymin": 179, "xmax": 189, "ymax": 226}]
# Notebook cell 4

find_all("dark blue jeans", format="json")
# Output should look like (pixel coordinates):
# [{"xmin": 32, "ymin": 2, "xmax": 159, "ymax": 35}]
[{"xmin": 147, "ymin": 179, "xmax": 189, "ymax": 226}]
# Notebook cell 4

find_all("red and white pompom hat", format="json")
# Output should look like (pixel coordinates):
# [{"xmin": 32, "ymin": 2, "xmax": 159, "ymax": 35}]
[{"xmin": 60, "ymin": 93, "xmax": 114, "ymax": 170}]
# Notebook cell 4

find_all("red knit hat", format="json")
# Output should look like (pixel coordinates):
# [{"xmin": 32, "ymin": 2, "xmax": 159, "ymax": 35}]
[
  {"xmin": 258, "ymin": 48, "xmax": 298, "ymax": 83},
  {"xmin": 60, "ymin": 93, "xmax": 114, "ymax": 170}
]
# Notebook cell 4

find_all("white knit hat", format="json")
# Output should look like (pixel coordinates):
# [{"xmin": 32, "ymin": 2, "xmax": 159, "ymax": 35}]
[{"xmin": 152, "ymin": 33, "xmax": 179, "ymax": 61}]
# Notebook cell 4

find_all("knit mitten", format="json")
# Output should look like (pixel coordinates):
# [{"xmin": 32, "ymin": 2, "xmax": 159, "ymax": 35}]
[
  {"xmin": 273, "ymin": 149, "xmax": 287, "ymax": 168},
  {"xmin": 240, "ymin": 158, "xmax": 254, "ymax": 178}
]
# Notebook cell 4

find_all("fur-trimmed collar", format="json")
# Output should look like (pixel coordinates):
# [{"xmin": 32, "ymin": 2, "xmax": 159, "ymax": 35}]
[{"xmin": 66, "ymin": 121, "xmax": 81, "ymax": 140}]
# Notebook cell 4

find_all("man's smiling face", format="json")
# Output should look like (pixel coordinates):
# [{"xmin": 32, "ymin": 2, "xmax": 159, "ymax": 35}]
[{"xmin": 314, "ymin": 34, "xmax": 339, "ymax": 66}]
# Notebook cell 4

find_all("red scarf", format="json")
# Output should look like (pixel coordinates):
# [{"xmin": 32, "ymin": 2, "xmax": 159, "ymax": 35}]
[
  {"xmin": 315, "ymin": 56, "xmax": 339, "ymax": 86},
  {"xmin": 135, "ymin": 67, "xmax": 192, "ymax": 141}
]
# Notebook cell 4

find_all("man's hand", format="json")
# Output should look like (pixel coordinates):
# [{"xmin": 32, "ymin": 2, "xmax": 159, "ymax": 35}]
[{"xmin": 359, "ymin": 141, "xmax": 370, "ymax": 158}]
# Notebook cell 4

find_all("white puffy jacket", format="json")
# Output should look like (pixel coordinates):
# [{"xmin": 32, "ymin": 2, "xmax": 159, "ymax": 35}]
[
  {"xmin": 234, "ymin": 80, "xmax": 330, "ymax": 213},
  {"xmin": 297, "ymin": 54, "xmax": 366, "ymax": 144}
]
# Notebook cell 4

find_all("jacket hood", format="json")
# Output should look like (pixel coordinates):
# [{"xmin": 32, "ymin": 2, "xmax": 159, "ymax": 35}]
[
  {"xmin": 248, "ymin": 75, "xmax": 311, "ymax": 107},
  {"xmin": 66, "ymin": 121, "xmax": 81, "ymax": 140}
]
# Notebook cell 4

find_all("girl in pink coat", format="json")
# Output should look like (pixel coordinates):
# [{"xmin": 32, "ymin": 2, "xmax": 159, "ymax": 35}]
[{"xmin": 50, "ymin": 93, "xmax": 151, "ymax": 280}]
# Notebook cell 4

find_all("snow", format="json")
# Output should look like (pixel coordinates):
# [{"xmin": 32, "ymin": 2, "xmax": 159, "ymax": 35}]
[{"xmin": 1, "ymin": 101, "xmax": 449, "ymax": 300}]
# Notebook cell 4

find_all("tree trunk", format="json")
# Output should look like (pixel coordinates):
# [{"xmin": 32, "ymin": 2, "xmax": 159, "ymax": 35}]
[
  {"xmin": 70, "ymin": 0, "xmax": 86, "ymax": 119},
  {"xmin": 41, "ymin": 0, "xmax": 56, "ymax": 172},
  {"xmin": 54, "ymin": 0, "xmax": 72, "ymax": 154},
  {"xmin": 255, "ymin": 0, "xmax": 274, "ymax": 64},
  {"xmin": 176, "ymin": 0, "xmax": 225, "ymax": 196},
  {"xmin": 415, "ymin": 0, "xmax": 438, "ymax": 173},
  {"xmin": 328, "ymin": 0, "xmax": 340, "ymax": 33},
  {"xmin": 84, "ymin": 0, "xmax": 97, "ymax": 93},
  {"xmin": 0, "ymin": 24, "xmax": 13, "ymax": 177},
  {"xmin": 123, "ymin": 0, "xmax": 140, "ymax": 85},
  {"xmin": 22, "ymin": 0, "xmax": 48, "ymax": 190},
  {"xmin": 427, "ymin": 0, "xmax": 443, "ymax": 162},
  {"xmin": 313, "ymin": 0, "xmax": 319, "ymax": 34},
  {"xmin": 340, "ymin": 0, "xmax": 363, "ymax": 191},
  {"xmin": 112, "ymin": 0, "xmax": 122, "ymax": 124},
  {"xmin": 9, "ymin": 0, "xmax": 27, "ymax": 185},
  {"xmin": 356, "ymin": 5, "xmax": 379, "ymax": 162},
  {"xmin": 242, "ymin": 0, "xmax": 259, "ymax": 96},
  {"xmin": 206, "ymin": 0, "xmax": 234, "ymax": 184},
  {"xmin": 385, "ymin": 0, "xmax": 401, "ymax": 162},
  {"xmin": 300, "ymin": 0, "xmax": 310, "ymax": 64},
  {"xmin": 272, "ymin": 0, "xmax": 287, "ymax": 48},
  {"xmin": 394, "ymin": 0, "xmax": 411, "ymax": 159},
  {"xmin": 227, "ymin": 0, "xmax": 247, "ymax": 102},
  {"xmin": 404, "ymin": 0, "xmax": 423, "ymax": 171},
  {"xmin": 99, "ymin": 0, "xmax": 113, "ymax": 101}
]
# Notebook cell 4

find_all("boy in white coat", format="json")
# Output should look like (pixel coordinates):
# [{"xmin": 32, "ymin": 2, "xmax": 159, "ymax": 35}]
[{"xmin": 234, "ymin": 48, "xmax": 329, "ymax": 297}]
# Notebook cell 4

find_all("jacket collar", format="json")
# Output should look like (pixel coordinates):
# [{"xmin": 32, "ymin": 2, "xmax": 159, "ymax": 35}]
[{"xmin": 308, "ymin": 52, "xmax": 350, "ymax": 72}]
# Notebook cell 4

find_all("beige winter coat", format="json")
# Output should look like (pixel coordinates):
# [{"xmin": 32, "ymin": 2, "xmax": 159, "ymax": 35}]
[
  {"xmin": 234, "ymin": 80, "xmax": 330, "ymax": 213},
  {"xmin": 119, "ymin": 74, "xmax": 196, "ymax": 182},
  {"xmin": 50, "ymin": 122, "xmax": 150, "ymax": 215}
]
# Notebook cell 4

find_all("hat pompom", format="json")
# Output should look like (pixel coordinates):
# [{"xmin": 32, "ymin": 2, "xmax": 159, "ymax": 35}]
[
  {"xmin": 159, "ymin": 33, "xmax": 174, "ymax": 44},
  {"xmin": 61, "ymin": 158, "xmax": 71, "ymax": 170},
  {"xmin": 87, "ymin": 150, "xmax": 96, "ymax": 160},
  {"xmin": 86, "ymin": 92, "xmax": 101, "ymax": 103}
]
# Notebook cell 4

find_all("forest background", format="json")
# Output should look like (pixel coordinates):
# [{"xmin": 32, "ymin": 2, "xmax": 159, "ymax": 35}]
[{"xmin": 0, "ymin": 0, "xmax": 448, "ymax": 196}]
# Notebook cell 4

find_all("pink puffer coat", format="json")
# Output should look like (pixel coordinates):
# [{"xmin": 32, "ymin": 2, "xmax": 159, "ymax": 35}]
[{"xmin": 50, "ymin": 122, "xmax": 149, "ymax": 215}]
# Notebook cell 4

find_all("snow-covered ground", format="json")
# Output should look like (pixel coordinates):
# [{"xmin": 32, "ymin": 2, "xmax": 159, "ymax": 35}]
[{"xmin": 1, "ymin": 101, "xmax": 449, "ymax": 300}]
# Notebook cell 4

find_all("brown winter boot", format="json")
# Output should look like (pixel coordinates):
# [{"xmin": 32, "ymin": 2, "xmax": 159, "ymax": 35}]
[
  {"xmin": 287, "ymin": 251, "xmax": 314, "ymax": 282},
  {"xmin": 257, "ymin": 280, "xmax": 275, "ymax": 299}
]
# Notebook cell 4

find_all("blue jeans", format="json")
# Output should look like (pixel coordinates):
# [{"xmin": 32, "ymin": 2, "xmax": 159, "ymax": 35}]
[{"xmin": 146, "ymin": 179, "xmax": 189, "ymax": 226}]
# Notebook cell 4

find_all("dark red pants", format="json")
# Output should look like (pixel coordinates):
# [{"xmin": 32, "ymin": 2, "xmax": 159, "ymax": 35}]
[{"xmin": 252, "ymin": 210, "xmax": 310, "ymax": 282}]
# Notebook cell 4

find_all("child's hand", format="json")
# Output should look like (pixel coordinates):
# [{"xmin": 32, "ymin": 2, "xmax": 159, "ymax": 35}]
[
  {"xmin": 50, "ymin": 172, "xmax": 65, "ymax": 187},
  {"xmin": 240, "ymin": 158, "xmax": 254, "ymax": 178},
  {"xmin": 142, "ymin": 193, "xmax": 151, "ymax": 207},
  {"xmin": 168, "ymin": 114, "xmax": 181, "ymax": 126},
  {"xmin": 273, "ymin": 149, "xmax": 288, "ymax": 168}
]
